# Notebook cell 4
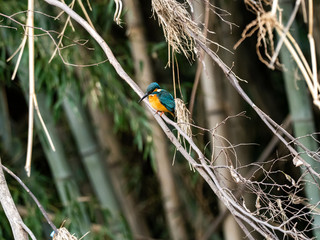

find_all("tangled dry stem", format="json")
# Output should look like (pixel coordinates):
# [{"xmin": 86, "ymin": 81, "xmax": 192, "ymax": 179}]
[
  {"xmin": 52, "ymin": 227, "xmax": 89, "ymax": 240},
  {"xmin": 235, "ymin": 0, "xmax": 320, "ymax": 110},
  {"xmin": 234, "ymin": 1, "xmax": 281, "ymax": 68},
  {"xmin": 151, "ymin": 0, "xmax": 205, "ymax": 64},
  {"xmin": 175, "ymin": 98, "xmax": 192, "ymax": 139},
  {"xmin": 174, "ymin": 98, "xmax": 193, "ymax": 168},
  {"xmin": 229, "ymin": 156, "xmax": 318, "ymax": 239}
]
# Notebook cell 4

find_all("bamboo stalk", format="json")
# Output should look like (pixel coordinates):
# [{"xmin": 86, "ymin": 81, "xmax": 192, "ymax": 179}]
[
  {"xmin": 25, "ymin": 0, "xmax": 35, "ymax": 177},
  {"xmin": 62, "ymin": 84, "xmax": 126, "ymax": 237},
  {"xmin": 123, "ymin": 0, "xmax": 188, "ymax": 239},
  {"xmin": 307, "ymin": 0, "xmax": 319, "ymax": 106},
  {"xmin": 33, "ymin": 93, "xmax": 91, "ymax": 236},
  {"xmin": 85, "ymin": 93, "xmax": 151, "ymax": 238},
  {"xmin": 193, "ymin": 1, "xmax": 243, "ymax": 239},
  {"xmin": 279, "ymin": 2, "xmax": 320, "ymax": 238},
  {"xmin": 2, "ymin": 19, "xmax": 91, "ymax": 237},
  {"xmin": 269, "ymin": 0, "xmax": 301, "ymax": 67}
]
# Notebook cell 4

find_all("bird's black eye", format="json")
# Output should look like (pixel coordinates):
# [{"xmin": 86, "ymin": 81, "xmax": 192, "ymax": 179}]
[{"xmin": 149, "ymin": 88, "xmax": 157, "ymax": 94}]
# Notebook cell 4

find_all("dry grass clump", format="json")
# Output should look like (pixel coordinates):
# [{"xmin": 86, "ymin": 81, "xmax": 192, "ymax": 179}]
[
  {"xmin": 52, "ymin": 227, "xmax": 89, "ymax": 240},
  {"xmin": 52, "ymin": 227, "xmax": 78, "ymax": 240},
  {"xmin": 151, "ymin": 0, "xmax": 204, "ymax": 63},
  {"xmin": 175, "ymin": 98, "xmax": 192, "ymax": 139},
  {"xmin": 173, "ymin": 98, "xmax": 193, "ymax": 168}
]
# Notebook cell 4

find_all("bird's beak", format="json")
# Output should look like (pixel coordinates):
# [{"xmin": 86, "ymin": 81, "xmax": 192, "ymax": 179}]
[{"xmin": 138, "ymin": 93, "xmax": 149, "ymax": 103}]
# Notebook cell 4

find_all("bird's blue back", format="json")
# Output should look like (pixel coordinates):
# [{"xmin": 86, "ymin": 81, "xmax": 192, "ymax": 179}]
[{"xmin": 156, "ymin": 89, "xmax": 175, "ymax": 113}]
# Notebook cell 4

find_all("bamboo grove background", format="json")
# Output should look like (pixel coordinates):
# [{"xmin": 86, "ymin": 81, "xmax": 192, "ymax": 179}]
[{"xmin": 1, "ymin": 0, "xmax": 320, "ymax": 239}]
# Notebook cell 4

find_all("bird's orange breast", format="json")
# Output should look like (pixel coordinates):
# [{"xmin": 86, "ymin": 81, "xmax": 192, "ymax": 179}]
[{"xmin": 148, "ymin": 94, "xmax": 170, "ymax": 112}]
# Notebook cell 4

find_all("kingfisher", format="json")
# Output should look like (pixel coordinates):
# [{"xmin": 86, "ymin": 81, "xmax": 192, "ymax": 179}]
[{"xmin": 139, "ymin": 82, "xmax": 175, "ymax": 117}]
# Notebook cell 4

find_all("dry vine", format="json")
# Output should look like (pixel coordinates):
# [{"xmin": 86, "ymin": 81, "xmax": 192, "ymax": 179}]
[{"xmin": 234, "ymin": 0, "xmax": 320, "ymax": 109}]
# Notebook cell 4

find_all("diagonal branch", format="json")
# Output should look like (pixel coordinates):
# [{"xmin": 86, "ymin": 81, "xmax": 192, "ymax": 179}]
[
  {"xmin": 0, "ymin": 159, "xmax": 28, "ymax": 240},
  {"xmin": 2, "ymin": 164, "xmax": 58, "ymax": 234},
  {"xmin": 192, "ymin": 33, "xmax": 320, "ymax": 178},
  {"xmin": 269, "ymin": 0, "xmax": 301, "ymax": 67}
]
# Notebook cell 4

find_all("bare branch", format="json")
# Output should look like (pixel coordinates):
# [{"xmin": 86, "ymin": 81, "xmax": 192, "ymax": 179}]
[
  {"xmin": 18, "ymin": 221, "xmax": 37, "ymax": 240},
  {"xmin": 2, "ymin": 164, "xmax": 58, "ymax": 234},
  {"xmin": 0, "ymin": 159, "xmax": 28, "ymax": 240}
]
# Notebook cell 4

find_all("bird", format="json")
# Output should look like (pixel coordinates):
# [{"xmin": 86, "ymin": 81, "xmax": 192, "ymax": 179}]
[{"xmin": 138, "ymin": 82, "xmax": 175, "ymax": 117}]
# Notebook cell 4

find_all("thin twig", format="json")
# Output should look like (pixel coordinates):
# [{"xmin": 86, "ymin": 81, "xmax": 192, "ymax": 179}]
[
  {"xmin": 202, "ymin": 115, "xmax": 292, "ymax": 240},
  {"xmin": 18, "ymin": 221, "xmax": 37, "ymax": 240},
  {"xmin": 271, "ymin": 0, "xmax": 278, "ymax": 16},
  {"xmin": 76, "ymin": 0, "xmax": 95, "ymax": 30},
  {"xmin": 0, "ymin": 159, "xmax": 28, "ymax": 240},
  {"xmin": 49, "ymin": 0, "xmax": 76, "ymax": 63},
  {"xmin": 2, "ymin": 165, "xmax": 58, "ymax": 233},
  {"xmin": 1, "ymin": 13, "xmax": 108, "ymax": 68},
  {"xmin": 192, "ymin": 31, "xmax": 320, "ymax": 178},
  {"xmin": 307, "ymin": 0, "xmax": 319, "ymax": 106},
  {"xmin": 189, "ymin": 0, "xmax": 210, "ymax": 116},
  {"xmin": 269, "ymin": 0, "xmax": 301, "ymax": 68},
  {"xmin": 33, "ymin": 95, "xmax": 56, "ymax": 151},
  {"xmin": 25, "ymin": 0, "xmax": 35, "ymax": 177},
  {"xmin": 113, "ymin": 0, "xmax": 123, "ymax": 25},
  {"xmin": 9, "ymin": 34, "xmax": 27, "ymax": 80}
]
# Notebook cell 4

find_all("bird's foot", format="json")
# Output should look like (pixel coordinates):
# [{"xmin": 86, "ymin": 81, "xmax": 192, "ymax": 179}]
[{"xmin": 156, "ymin": 111, "xmax": 164, "ymax": 116}]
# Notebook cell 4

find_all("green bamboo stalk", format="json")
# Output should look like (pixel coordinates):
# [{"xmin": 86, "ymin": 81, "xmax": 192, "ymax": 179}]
[
  {"xmin": 279, "ymin": 1, "xmax": 320, "ymax": 237},
  {"xmin": 62, "ymin": 83, "xmax": 126, "ymax": 237},
  {"xmin": 124, "ymin": 1, "xmax": 188, "ymax": 239},
  {"xmin": 82, "ymin": 80, "xmax": 151, "ymax": 238},
  {"xmin": 1, "ymin": 29, "xmax": 91, "ymax": 237},
  {"xmin": 30, "ymin": 93, "xmax": 91, "ymax": 236}
]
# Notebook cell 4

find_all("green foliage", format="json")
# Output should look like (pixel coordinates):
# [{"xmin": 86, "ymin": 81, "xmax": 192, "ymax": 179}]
[
  {"xmin": 0, "ymin": 209, "xmax": 12, "ymax": 240},
  {"xmin": 0, "ymin": 0, "xmax": 157, "ymax": 239},
  {"xmin": 0, "ymin": 0, "xmax": 213, "ymax": 239}
]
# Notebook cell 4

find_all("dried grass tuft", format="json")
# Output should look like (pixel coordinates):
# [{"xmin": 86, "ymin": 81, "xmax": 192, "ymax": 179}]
[
  {"xmin": 175, "ymin": 98, "xmax": 192, "ymax": 139},
  {"xmin": 174, "ymin": 98, "xmax": 194, "ymax": 170},
  {"xmin": 52, "ymin": 227, "xmax": 78, "ymax": 240},
  {"xmin": 151, "ymin": 0, "xmax": 204, "ymax": 64}
]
